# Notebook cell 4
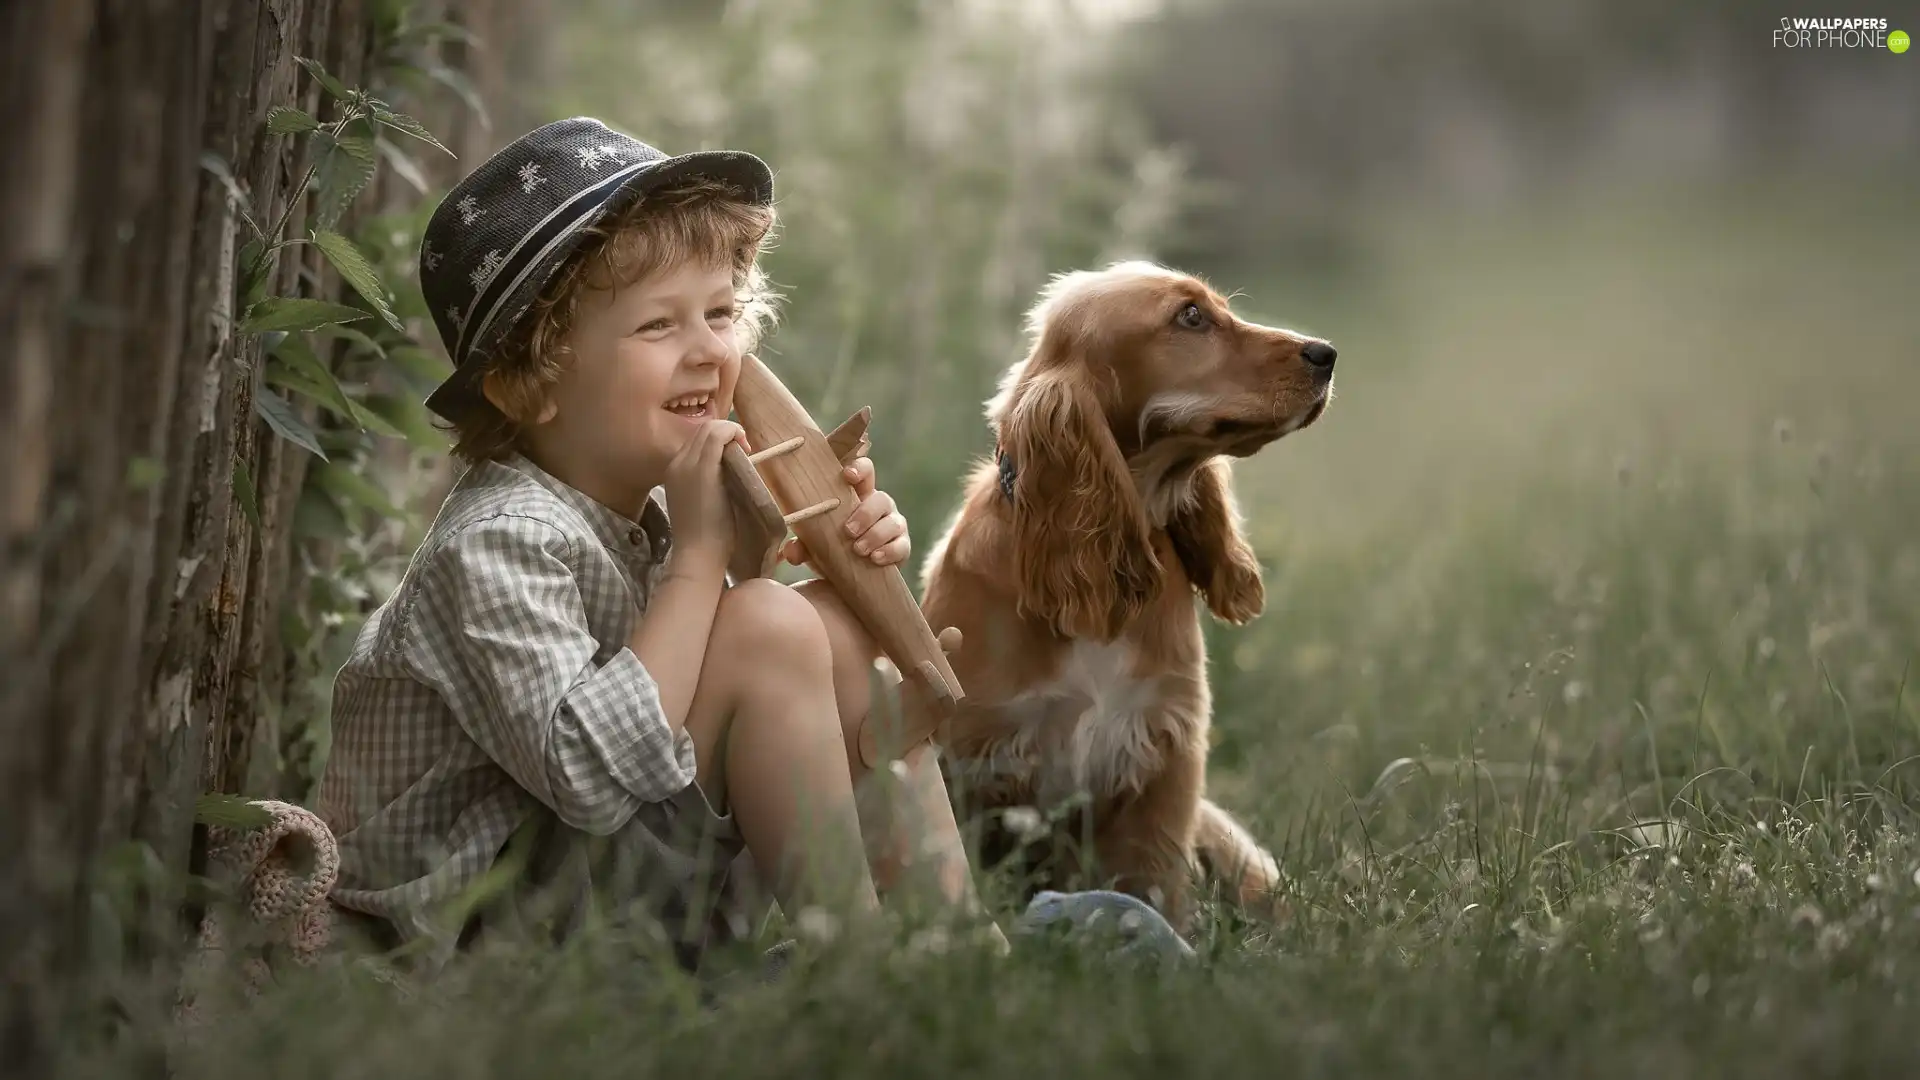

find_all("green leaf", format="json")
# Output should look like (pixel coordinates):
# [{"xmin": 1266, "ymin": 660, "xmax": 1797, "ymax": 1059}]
[
  {"xmin": 316, "ymin": 462, "xmax": 401, "ymax": 517},
  {"xmin": 265, "ymin": 106, "xmax": 321, "ymax": 135},
  {"xmin": 362, "ymin": 391, "xmax": 446, "ymax": 451},
  {"xmin": 254, "ymin": 387, "xmax": 328, "ymax": 460},
  {"xmin": 310, "ymin": 129, "xmax": 379, "ymax": 229},
  {"xmin": 313, "ymin": 322, "xmax": 388, "ymax": 359},
  {"xmin": 269, "ymin": 332, "xmax": 360, "ymax": 424},
  {"xmin": 233, "ymin": 459, "xmax": 262, "ymax": 533},
  {"xmin": 294, "ymin": 485, "xmax": 353, "ymax": 541},
  {"xmin": 266, "ymin": 361, "xmax": 404, "ymax": 443},
  {"xmin": 237, "ymin": 238, "xmax": 270, "ymax": 310},
  {"xmin": 312, "ymin": 229, "xmax": 403, "ymax": 332},
  {"xmin": 295, "ymin": 57, "xmax": 353, "ymax": 102},
  {"xmin": 195, "ymin": 793, "xmax": 274, "ymax": 830},
  {"xmin": 423, "ymin": 63, "xmax": 490, "ymax": 131},
  {"xmin": 399, "ymin": 19, "xmax": 479, "ymax": 50},
  {"xmin": 374, "ymin": 134, "xmax": 431, "ymax": 195},
  {"xmin": 371, "ymin": 107, "xmax": 455, "ymax": 157},
  {"xmin": 387, "ymin": 343, "xmax": 453, "ymax": 390},
  {"xmin": 347, "ymin": 398, "xmax": 405, "ymax": 439},
  {"xmin": 238, "ymin": 296, "xmax": 372, "ymax": 335}
]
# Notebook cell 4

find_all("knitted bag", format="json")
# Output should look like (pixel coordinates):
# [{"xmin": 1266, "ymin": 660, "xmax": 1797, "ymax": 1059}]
[{"xmin": 174, "ymin": 799, "xmax": 341, "ymax": 1027}]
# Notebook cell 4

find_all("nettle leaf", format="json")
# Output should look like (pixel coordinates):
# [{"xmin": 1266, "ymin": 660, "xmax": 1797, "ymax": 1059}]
[
  {"xmin": 399, "ymin": 19, "xmax": 480, "ymax": 50},
  {"xmin": 233, "ymin": 460, "xmax": 263, "ymax": 533},
  {"xmin": 238, "ymin": 296, "xmax": 372, "ymax": 335},
  {"xmin": 386, "ymin": 343, "xmax": 453, "ymax": 393},
  {"xmin": 313, "ymin": 322, "xmax": 388, "ymax": 360},
  {"xmin": 295, "ymin": 484, "xmax": 353, "ymax": 541},
  {"xmin": 310, "ymin": 128, "xmax": 378, "ymax": 229},
  {"xmin": 269, "ymin": 332, "xmax": 360, "ymax": 424},
  {"xmin": 363, "ymin": 391, "xmax": 447, "ymax": 451},
  {"xmin": 237, "ymin": 238, "xmax": 270, "ymax": 310},
  {"xmin": 195, "ymin": 793, "xmax": 274, "ymax": 830},
  {"xmin": 347, "ymin": 398, "xmax": 405, "ymax": 439},
  {"xmin": 423, "ymin": 63, "xmax": 490, "ymax": 131},
  {"xmin": 374, "ymin": 134, "xmax": 431, "ymax": 195},
  {"xmin": 316, "ymin": 462, "xmax": 401, "ymax": 517},
  {"xmin": 312, "ymin": 229, "xmax": 403, "ymax": 332},
  {"xmin": 254, "ymin": 387, "xmax": 329, "ymax": 460},
  {"xmin": 295, "ymin": 56, "xmax": 353, "ymax": 102},
  {"xmin": 265, "ymin": 106, "xmax": 321, "ymax": 135},
  {"xmin": 372, "ymin": 107, "xmax": 454, "ymax": 158},
  {"xmin": 267, "ymin": 349, "xmax": 404, "ymax": 442}
]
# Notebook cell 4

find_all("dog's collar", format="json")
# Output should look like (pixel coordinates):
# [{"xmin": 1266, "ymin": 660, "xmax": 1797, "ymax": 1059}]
[{"xmin": 995, "ymin": 444, "xmax": 1017, "ymax": 502}]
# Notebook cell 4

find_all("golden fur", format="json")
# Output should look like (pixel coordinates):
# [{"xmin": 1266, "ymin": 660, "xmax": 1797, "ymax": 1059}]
[{"xmin": 918, "ymin": 260, "xmax": 1335, "ymax": 930}]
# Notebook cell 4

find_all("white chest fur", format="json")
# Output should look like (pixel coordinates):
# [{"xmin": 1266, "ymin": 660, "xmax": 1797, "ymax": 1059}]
[{"xmin": 1000, "ymin": 639, "xmax": 1169, "ymax": 799}]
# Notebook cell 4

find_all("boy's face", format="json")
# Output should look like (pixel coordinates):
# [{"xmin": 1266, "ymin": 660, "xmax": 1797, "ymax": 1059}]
[{"xmin": 528, "ymin": 256, "xmax": 743, "ymax": 506}]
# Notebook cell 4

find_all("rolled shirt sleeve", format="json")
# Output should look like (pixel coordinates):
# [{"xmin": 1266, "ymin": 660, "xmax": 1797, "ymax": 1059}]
[{"xmin": 412, "ymin": 512, "xmax": 696, "ymax": 835}]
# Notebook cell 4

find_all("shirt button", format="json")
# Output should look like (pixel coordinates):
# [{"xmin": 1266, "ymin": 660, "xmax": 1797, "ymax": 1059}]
[{"xmin": 628, "ymin": 527, "xmax": 645, "ymax": 546}]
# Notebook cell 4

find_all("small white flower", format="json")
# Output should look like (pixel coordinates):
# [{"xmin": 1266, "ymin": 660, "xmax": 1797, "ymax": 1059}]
[
  {"xmin": 795, "ymin": 906, "xmax": 840, "ymax": 943},
  {"xmin": 576, "ymin": 146, "xmax": 606, "ymax": 170},
  {"xmin": 421, "ymin": 241, "xmax": 442, "ymax": 271},
  {"xmin": 1001, "ymin": 806, "xmax": 1045, "ymax": 842},
  {"xmin": 455, "ymin": 194, "xmax": 484, "ymax": 224},
  {"xmin": 518, "ymin": 161, "xmax": 547, "ymax": 194}
]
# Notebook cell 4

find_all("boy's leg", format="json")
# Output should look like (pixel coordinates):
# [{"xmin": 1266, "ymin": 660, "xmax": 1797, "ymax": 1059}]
[
  {"xmin": 790, "ymin": 579, "xmax": 985, "ymax": 915},
  {"xmin": 678, "ymin": 578, "xmax": 879, "ymax": 921}
]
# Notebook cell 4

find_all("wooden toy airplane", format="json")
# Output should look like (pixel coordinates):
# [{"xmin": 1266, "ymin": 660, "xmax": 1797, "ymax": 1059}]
[{"xmin": 720, "ymin": 352, "xmax": 965, "ymax": 767}]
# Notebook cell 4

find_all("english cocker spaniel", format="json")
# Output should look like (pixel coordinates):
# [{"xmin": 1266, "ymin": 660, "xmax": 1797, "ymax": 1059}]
[{"xmin": 919, "ymin": 260, "xmax": 1336, "ymax": 931}]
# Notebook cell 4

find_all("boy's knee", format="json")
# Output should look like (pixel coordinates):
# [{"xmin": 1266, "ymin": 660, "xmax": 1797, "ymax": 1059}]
[
  {"xmin": 712, "ymin": 578, "xmax": 833, "ymax": 672},
  {"xmin": 790, "ymin": 578, "xmax": 880, "ymax": 661}
]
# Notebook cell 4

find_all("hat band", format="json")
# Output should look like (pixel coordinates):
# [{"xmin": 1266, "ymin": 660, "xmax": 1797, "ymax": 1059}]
[{"xmin": 454, "ymin": 157, "xmax": 654, "ymax": 364}]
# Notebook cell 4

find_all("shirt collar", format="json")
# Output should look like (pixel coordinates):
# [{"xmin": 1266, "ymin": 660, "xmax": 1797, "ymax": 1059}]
[{"xmin": 499, "ymin": 451, "xmax": 672, "ymax": 565}]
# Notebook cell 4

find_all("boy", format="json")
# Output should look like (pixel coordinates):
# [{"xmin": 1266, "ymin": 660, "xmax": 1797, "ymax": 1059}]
[{"xmin": 318, "ymin": 117, "xmax": 1000, "ymax": 971}]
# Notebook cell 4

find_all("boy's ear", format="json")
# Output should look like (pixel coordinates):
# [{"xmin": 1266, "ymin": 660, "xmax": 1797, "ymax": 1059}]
[{"xmin": 483, "ymin": 368, "xmax": 558, "ymax": 425}]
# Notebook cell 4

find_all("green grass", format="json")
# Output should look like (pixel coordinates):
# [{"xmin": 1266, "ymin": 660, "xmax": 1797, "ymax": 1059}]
[{"xmin": 75, "ymin": 179, "xmax": 1920, "ymax": 1077}]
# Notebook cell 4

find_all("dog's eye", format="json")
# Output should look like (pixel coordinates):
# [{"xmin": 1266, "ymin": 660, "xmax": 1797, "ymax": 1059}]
[{"xmin": 1174, "ymin": 302, "xmax": 1208, "ymax": 330}]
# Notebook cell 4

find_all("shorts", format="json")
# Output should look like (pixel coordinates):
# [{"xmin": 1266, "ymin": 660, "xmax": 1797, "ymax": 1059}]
[{"xmin": 331, "ymin": 777, "xmax": 755, "ymax": 974}]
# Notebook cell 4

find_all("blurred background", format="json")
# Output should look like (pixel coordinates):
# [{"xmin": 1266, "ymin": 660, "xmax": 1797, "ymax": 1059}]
[
  {"xmin": 6, "ymin": 0, "xmax": 1919, "ymax": 1064},
  {"xmin": 373, "ymin": 0, "xmax": 1920, "ymax": 831}
]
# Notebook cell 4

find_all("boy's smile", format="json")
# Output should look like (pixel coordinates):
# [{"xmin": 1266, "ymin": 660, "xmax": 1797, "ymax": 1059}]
[{"xmin": 663, "ymin": 392, "xmax": 718, "ymax": 422}]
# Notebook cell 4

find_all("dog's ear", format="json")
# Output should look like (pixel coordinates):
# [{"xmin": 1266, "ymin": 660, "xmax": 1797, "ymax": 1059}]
[
  {"xmin": 1166, "ymin": 457, "xmax": 1264, "ymax": 625},
  {"xmin": 1000, "ymin": 369, "xmax": 1161, "ymax": 641}
]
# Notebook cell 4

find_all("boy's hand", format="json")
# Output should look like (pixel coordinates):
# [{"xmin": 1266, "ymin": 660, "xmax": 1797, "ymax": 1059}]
[
  {"xmin": 781, "ymin": 456, "xmax": 910, "ymax": 568},
  {"xmin": 663, "ymin": 419, "xmax": 748, "ymax": 577}
]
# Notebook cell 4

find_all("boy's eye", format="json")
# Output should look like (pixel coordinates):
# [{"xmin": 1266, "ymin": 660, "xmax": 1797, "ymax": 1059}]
[
  {"xmin": 707, "ymin": 304, "xmax": 741, "ymax": 322},
  {"xmin": 636, "ymin": 318, "xmax": 670, "ymax": 334}
]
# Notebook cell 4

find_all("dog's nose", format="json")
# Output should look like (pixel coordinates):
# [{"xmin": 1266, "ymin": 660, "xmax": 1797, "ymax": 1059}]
[{"xmin": 1301, "ymin": 341, "xmax": 1337, "ymax": 370}]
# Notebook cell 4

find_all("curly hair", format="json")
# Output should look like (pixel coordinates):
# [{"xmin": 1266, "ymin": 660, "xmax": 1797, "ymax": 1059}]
[{"xmin": 443, "ymin": 178, "xmax": 780, "ymax": 465}]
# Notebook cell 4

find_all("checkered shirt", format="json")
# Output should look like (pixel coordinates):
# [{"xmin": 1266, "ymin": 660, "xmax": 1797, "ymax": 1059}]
[{"xmin": 319, "ymin": 452, "xmax": 697, "ymax": 951}]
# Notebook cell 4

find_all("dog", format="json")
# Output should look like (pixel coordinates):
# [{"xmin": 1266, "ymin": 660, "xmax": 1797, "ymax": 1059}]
[{"xmin": 917, "ymin": 260, "xmax": 1335, "ymax": 931}]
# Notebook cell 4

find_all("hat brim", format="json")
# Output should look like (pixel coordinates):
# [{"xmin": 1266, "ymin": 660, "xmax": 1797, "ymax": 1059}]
[{"xmin": 423, "ymin": 149, "xmax": 775, "ymax": 424}]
